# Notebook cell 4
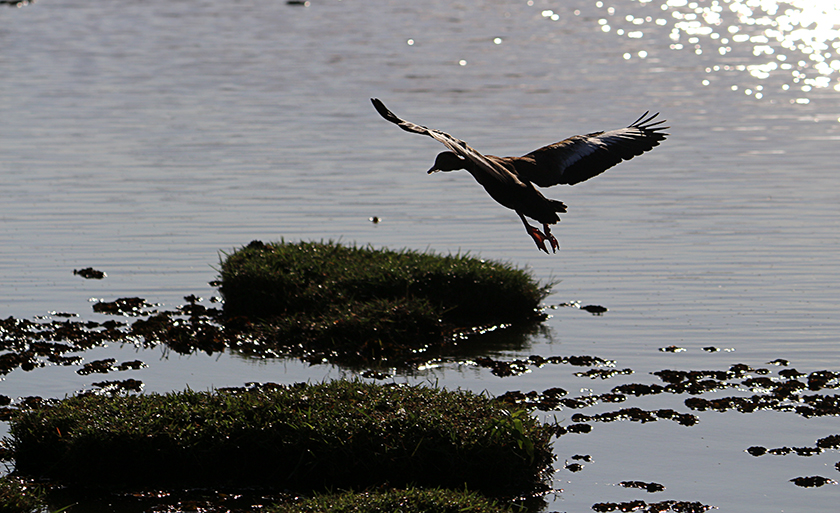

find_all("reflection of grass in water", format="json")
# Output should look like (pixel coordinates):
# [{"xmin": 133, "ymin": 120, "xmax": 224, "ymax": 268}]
[
  {"xmin": 8, "ymin": 381, "xmax": 554, "ymax": 498},
  {"xmin": 268, "ymin": 487, "xmax": 515, "ymax": 513},
  {"xmin": 219, "ymin": 240, "xmax": 552, "ymax": 365}
]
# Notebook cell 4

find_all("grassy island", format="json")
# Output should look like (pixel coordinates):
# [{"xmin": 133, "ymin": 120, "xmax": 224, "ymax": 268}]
[
  {"xmin": 218, "ymin": 240, "xmax": 551, "ymax": 363},
  {"xmin": 8, "ymin": 381, "xmax": 554, "ymax": 497}
]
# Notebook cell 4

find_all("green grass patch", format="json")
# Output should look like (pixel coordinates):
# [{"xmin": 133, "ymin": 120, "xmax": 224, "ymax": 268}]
[
  {"xmin": 0, "ymin": 476, "xmax": 44, "ymax": 513},
  {"xmin": 268, "ymin": 487, "xmax": 516, "ymax": 513},
  {"xmin": 8, "ymin": 381, "xmax": 555, "ymax": 497},
  {"xmin": 218, "ymin": 240, "xmax": 551, "ymax": 363}
]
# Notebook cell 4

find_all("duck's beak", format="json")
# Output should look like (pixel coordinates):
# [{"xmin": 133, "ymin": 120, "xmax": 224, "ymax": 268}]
[{"xmin": 427, "ymin": 165, "xmax": 441, "ymax": 174}]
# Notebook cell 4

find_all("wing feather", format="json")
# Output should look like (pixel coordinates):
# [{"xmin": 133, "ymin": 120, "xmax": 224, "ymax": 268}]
[
  {"xmin": 371, "ymin": 98, "xmax": 519, "ymax": 186},
  {"xmin": 518, "ymin": 112, "xmax": 669, "ymax": 187}
]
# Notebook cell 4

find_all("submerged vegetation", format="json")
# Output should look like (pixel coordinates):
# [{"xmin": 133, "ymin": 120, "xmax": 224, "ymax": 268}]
[
  {"xmin": 219, "ymin": 240, "xmax": 551, "ymax": 364},
  {"xmin": 8, "ymin": 381, "xmax": 555, "ymax": 497}
]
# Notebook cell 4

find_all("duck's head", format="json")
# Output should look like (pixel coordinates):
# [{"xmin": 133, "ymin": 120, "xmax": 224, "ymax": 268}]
[{"xmin": 427, "ymin": 151, "xmax": 467, "ymax": 174}]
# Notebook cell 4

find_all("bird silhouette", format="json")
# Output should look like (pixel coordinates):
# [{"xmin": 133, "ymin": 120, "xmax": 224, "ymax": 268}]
[{"xmin": 371, "ymin": 98, "xmax": 668, "ymax": 253}]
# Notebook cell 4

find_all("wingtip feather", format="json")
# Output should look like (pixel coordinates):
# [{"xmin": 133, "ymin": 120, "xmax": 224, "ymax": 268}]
[
  {"xmin": 629, "ymin": 110, "xmax": 651, "ymax": 127},
  {"xmin": 371, "ymin": 98, "xmax": 403, "ymax": 125},
  {"xmin": 629, "ymin": 111, "xmax": 669, "ymax": 135}
]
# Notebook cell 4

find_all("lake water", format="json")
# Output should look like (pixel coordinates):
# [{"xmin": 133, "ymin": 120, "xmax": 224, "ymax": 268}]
[{"xmin": 2, "ymin": 0, "xmax": 840, "ymax": 511}]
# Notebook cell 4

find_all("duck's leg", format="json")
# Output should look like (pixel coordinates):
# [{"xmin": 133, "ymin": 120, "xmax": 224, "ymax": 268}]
[
  {"xmin": 543, "ymin": 223, "xmax": 559, "ymax": 252},
  {"xmin": 518, "ymin": 213, "xmax": 549, "ymax": 253}
]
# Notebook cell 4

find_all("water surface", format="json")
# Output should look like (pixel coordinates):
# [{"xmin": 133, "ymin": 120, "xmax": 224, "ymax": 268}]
[{"xmin": 2, "ymin": 1, "xmax": 840, "ymax": 511}]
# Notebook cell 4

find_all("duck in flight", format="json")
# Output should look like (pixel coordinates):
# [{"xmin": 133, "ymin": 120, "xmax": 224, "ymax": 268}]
[{"xmin": 371, "ymin": 98, "xmax": 668, "ymax": 253}]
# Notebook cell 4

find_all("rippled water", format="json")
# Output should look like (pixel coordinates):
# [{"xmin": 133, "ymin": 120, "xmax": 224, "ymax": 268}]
[{"xmin": 2, "ymin": 0, "xmax": 840, "ymax": 511}]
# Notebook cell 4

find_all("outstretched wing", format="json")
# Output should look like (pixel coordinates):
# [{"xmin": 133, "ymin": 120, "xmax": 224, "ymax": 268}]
[
  {"xmin": 371, "ymin": 98, "xmax": 519, "ymax": 186},
  {"xmin": 517, "ymin": 112, "xmax": 669, "ymax": 187}
]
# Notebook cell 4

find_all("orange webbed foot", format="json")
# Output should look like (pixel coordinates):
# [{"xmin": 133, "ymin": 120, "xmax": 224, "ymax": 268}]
[
  {"xmin": 526, "ymin": 226, "xmax": 550, "ymax": 253},
  {"xmin": 543, "ymin": 224, "xmax": 559, "ymax": 253}
]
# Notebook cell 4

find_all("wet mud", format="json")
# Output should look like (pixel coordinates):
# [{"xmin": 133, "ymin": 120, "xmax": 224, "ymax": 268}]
[
  {"xmin": 554, "ymin": 301, "xmax": 609, "ymax": 316},
  {"xmin": 746, "ymin": 433, "xmax": 840, "ymax": 490},
  {"xmin": 591, "ymin": 500, "xmax": 713, "ymax": 512},
  {"xmin": 564, "ymin": 461, "xmax": 585, "ymax": 472},
  {"xmin": 789, "ymin": 476, "xmax": 836, "ymax": 488},
  {"xmin": 90, "ymin": 378, "xmax": 145, "ymax": 393},
  {"xmin": 73, "ymin": 267, "xmax": 106, "ymax": 279},
  {"xmin": 77, "ymin": 358, "xmax": 147, "ymax": 375},
  {"xmin": 619, "ymin": 481, "xmax": 666, "ymax": 493},
  {"xmin": 473, "ymin": 354, "xmax": 614, "ymax": 378},
  {"xmin": 572, "ymin": 407, "xmax": 699, "ymax": 427},
  {"xmin": 490, "ymin": 354, "xmax": 840, "ymax": 507}
]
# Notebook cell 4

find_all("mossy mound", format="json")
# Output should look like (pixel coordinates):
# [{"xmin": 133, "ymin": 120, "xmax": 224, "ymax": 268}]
[
  {"xmin": 218, "ymin": 240, "xmax": 550, "ymax": 362},
  {"xmin": 9, "ymin": 381, "xmax": 554, "ymax": 497}
]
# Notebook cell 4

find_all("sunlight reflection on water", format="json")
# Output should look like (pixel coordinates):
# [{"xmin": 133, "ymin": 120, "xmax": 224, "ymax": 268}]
[{"xmin": 570, "ymin": 0, "xmax": 840, "ymax": 108}]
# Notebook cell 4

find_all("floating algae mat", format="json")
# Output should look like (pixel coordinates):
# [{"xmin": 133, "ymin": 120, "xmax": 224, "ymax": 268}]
[
  {"xmin": 7, "ymin": 381, "xmax": 554, "ymax": 497},
  {"xmin": 218, "ymin": 240, "xmax": 551, "ymax": 364}
]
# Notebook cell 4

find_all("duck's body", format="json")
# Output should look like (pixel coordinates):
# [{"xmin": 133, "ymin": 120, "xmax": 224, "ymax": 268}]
[{"xmin": 371, "ymin": 98, "xmax": 668, "ymax": 253}]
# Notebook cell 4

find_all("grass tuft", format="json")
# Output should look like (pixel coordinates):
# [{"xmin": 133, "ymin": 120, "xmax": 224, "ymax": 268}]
[
  {"xmin": 218, "ymin": 240, "xmax": 551, "ymax": 363},
  {"xmin": 8, "ymin": 381, "xmax": 554, "ymax": 497}
]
